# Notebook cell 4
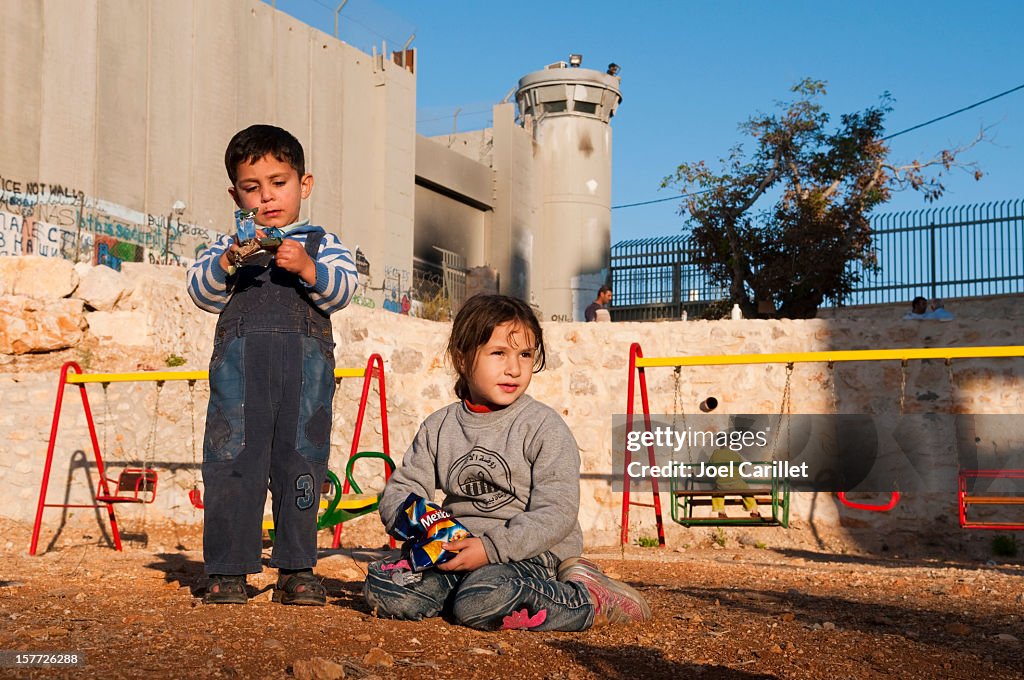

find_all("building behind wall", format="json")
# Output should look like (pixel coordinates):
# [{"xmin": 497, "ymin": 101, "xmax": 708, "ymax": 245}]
[{"xmin": 0, "ymin": 0, "xmax": 620, "ymax": 321}]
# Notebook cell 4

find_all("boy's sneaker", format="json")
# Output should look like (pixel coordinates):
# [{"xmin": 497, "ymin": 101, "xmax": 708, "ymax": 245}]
[{"xmin": 557, "ymin": 557, "xmax": 651, "ymax": 626}]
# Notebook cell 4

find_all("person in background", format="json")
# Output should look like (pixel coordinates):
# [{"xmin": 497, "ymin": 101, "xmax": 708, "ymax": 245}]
[
  {"xmin": 903, "ymin": 296, "xmax": 929, "ymax": 320},
  {"xmin": 927, "ymin": 298, "xmax": 955, "ymax": 321},
  {"xmin": 585, "ymin": 285, "xmax": 613, "ymax": 322}
]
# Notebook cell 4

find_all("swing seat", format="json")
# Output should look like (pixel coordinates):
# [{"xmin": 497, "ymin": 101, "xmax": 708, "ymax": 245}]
[
  {"xmin": 670, "ymin": 462, "xmax": 789, "ymax": 528},
  {"xmin": 958, "ymin": 469, "xmax": 1024, "ymax": 530},
  {"xmin": 95, "ymin": 468, "xmax": 158, "ymax": 504},
  {"xmin": 263, "ymin": 452, "xmax": 396, "ymax": 540}
]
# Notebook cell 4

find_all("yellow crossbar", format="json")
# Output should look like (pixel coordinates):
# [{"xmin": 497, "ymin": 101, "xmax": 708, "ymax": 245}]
[
  {"xmin": 66, "ymin": 367, "xmax": 366, "ymax": 384},
  {"xmin": 635, "ymin": 345, "xmax": 1024, "ymax": 368}
]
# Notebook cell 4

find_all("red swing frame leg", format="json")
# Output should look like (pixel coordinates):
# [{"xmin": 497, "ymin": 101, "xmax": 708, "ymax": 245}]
[
  {"xmin": 620, "ymin": 343, "xmax": 666, "ymax": 547},
  {"xmin": 30, "ymin": 361, "xmax": 123, "ymax": 555},
  {"xmin": 332, "ymin": 353, "xmax": 394, "ymax": 549}
]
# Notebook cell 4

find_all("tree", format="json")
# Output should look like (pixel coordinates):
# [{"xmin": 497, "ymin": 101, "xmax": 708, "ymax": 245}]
[{"xmin": 662, "ymin": 79, "xmax": 982, "ymax": 319}]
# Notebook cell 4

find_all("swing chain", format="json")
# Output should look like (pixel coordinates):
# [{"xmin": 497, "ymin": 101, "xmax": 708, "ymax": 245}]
[
  {"xmin": 770, "ymin": 364, "xmax": 794, "ymax": 461},
  {"xmin": 670, "ymin": 365, "xmax": 691, "ymax": 464},
  {"xmin": 671, "ymin": 366, "xmax": 683, "ymax": 422},
  {"xmin": 101, "ymin": 382, "xmax": 112, "ymax": 458},
  {"xmin": 827, "ymin": 361, "xmax": 839, "ymax": 414},
  {"xmin": 144, "ymin": 381, "xmax": 164, "ymax": 478},
  {"xmin": 899, "ymin": 360, "xmax": 908, "ymax": 415},
  {"xmin": 188, "ymin": 380, "xmax": 197, "ymax": 467},
  {"xmin": 945, "ymin": 358, "xmax": 955, "ymax": 405},
  {"xmin": 780, "ymin": 362, "xmax": 794, "ymax": 416}
]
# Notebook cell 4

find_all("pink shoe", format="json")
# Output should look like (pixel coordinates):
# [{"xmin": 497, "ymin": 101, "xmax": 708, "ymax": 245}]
[{"xmin": 557, "ymin": 557, "xmax": 651, "ymax": 626}]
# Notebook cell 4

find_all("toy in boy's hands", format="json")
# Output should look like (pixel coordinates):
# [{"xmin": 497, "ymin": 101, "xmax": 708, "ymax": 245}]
[
  {"xmin": 393, "ymin": 493, "xmax": 473, "ymax": 572},
  {"xmin": 231, "ymin": 208, "xmax": 284, "ymax": 267},
  {"xmin": 235, "ymin": 207, "xmax": 258, "ymax": 242}
]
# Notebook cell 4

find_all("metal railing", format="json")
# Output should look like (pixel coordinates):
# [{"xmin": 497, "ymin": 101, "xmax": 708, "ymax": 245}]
[{"xmin": 611, "ymin": 199, "xmax": 1024, "ymax": 320}]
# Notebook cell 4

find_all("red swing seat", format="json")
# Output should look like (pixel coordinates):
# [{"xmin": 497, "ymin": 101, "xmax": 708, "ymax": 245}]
[{"xmin": 95, "ymin": 467, "xmax": 158, "ymax": 504}]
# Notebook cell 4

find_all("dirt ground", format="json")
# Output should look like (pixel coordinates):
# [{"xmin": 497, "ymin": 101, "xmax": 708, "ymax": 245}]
[{"xmin": 2, "ymin": 517, "xmax": 1023, "ymax": 680}]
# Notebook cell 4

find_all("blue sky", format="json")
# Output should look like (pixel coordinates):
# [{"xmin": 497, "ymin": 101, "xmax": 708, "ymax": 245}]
[{"xmin": 273, "ymin": 0, "xmax": 1024, "ymax": 244}]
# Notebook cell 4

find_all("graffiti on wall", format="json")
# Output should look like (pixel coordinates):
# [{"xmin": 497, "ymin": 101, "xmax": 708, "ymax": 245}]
[
  {"xmin": 0, "ymin": 173, "xmax": 221, "ymax": 269},
  {"xmin": 94, "ymin": 236, "xmax": 144, "ymax": 271},
  {"xmin": 381, "ymin": 266, "xmax": 412, "ymax": 315},
  {"xmin": 0, "ymin": 211, "xmax": 81, "ymax": 259}
]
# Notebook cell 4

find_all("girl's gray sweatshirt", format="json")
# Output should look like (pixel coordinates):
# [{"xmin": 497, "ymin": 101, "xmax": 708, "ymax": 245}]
[{"xmin": 378, "ymin": 394, "xmax": 584, "ymax": 564}]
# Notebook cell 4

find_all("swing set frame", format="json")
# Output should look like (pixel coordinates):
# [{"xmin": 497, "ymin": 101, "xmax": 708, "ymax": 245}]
[{"xmin": 621, "ymin": 343, "xmax": 1024, "ymax": 546}]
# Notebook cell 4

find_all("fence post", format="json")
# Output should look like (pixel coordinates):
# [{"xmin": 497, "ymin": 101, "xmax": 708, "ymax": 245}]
[{"xmin": 929, "ymin": 221, "xmax": 937, "ymax": 300}]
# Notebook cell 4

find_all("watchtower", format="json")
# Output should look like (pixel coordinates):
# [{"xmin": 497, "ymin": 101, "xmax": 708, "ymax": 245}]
[{"xmin": 515, "ymin": 56, "xmax": 622, "ymax": 321}]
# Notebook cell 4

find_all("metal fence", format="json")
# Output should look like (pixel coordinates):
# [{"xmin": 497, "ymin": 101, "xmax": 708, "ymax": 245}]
[{"xmin": 611, "ymin": 199, "xmax": 1024, "ymax": 320}]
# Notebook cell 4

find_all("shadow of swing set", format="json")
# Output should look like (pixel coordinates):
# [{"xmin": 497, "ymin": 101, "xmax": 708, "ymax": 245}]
[
  {"xmin": 620, "ymin": 343, "xmax": 1024, "ymax": 547},
  {"xmin": 29, "ymin": 354, "xmax": 395, "ymax": 556}
]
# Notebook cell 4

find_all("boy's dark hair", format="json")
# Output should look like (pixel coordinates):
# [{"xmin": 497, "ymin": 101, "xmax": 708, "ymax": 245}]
[
  {"xmin": 447, "ymin": 294, "xmax": 546, "ymax": 401},
  {"xmin": 598, "ymin": 285, "xmax": 612, "ymax": 295},
  {"xmin": 224, "ymin": 124, "xmax": 305, "ymax": 184}
]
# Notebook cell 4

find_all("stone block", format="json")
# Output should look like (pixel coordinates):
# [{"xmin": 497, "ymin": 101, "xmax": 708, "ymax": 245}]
[
  {"xmin": 0, "ymin": 296, "xmax": 86, "ymax": 354},
  {"xmin": 86, "ymin": 310, "xmax": 151, "ymax": 346},
  {"xmin": 0, "ymin": 256, "xmax": 79, "ymax": 299},
  {"xmin": 390, "ymin": 347, "xmax": 423, "ymax": 374},
  {"xmin": 75, "ymin": 263, "xmax": 127, "ymax": 311}
]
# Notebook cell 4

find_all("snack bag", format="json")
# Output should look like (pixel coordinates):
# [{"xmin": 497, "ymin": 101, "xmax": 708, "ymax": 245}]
[
  {"xmin": 231, "ymin": 208, "xmax": 284, "ymax": 267},
  {"xmin": 393, "ymin": 493, "xmax": 473, "ymax": 572}
]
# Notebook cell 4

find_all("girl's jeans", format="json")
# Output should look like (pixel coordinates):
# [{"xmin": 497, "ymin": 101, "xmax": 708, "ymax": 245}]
[{"xmin": 363, "ymin": 551, "xmax": 595, "ymax": 631}]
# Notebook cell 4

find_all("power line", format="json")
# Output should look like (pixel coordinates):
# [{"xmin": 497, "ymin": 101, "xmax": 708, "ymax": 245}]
[
  {"xmin": 614, "ymin": 82, "xmax": 1024, "ymax": 210},
  {"xmin": 882, "ymin": 82, "xmax": 1024, "ymax": 140},
  {"xmin": 612, "ymin": 191, "xmax": 708, "ymax": 210}
]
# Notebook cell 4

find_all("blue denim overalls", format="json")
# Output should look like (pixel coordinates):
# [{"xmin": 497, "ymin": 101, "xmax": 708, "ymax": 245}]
[{"xmin": 202, "ymin": 230, "xmax": 335, "ymax": 575}]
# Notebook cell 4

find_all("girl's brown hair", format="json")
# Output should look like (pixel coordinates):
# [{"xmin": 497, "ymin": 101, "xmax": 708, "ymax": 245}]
[{"xmin": 447, "ymin": 294, "xmax": 546, "ymax": 400}]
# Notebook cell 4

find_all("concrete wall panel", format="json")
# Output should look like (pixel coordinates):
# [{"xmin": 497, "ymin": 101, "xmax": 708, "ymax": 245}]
[
  {"xmin": 381, "ymin": 65, "xmax": 415, "ymax": 278},
  {"xmin": 190, "ymin": 0, "xmax": 241, "ymax": 231},
  {"xmin": 38, "ymin": 0, "xmax": 97, "ymax": 193},
  {"xmin": 271, "ymin": 14, "xmax": 313, "ymax": 151},
  {"xmin": 338, "ymin": 52, "xmax": 377, "ymax": 275},
  {"xmin": 147, "ymin": 0, "xmax": 194, "ymax": 219},
  {"xmin": 94, "ymin": 0, "xmax": 148, "ymax": 208},
  {"xmin": 308, "ymin": 39, "xmax": 346, "ymax": 229},
  {"xmin": 235, "ymin": 0, "xmax": 276, "ymax": 123},
  {"xmin": 1, "ymin": 2, "xmax": 43, "ymax": 181}
]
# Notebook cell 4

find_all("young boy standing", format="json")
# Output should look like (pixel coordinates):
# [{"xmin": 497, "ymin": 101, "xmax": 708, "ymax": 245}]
[{"xmin": 187, "ymin": 124, "xmax": 358, "ymax": 605}]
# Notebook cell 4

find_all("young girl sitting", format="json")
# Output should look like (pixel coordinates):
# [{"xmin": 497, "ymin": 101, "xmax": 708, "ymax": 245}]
[{"xmin": 363, "ymin": 294, "xmax": 650, "ymax": 631}]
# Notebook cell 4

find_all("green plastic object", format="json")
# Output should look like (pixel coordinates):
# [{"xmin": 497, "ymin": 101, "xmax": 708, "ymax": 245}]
[
  {"xmin": 267, "ymin": 451, "xmax": 396, "ymax": 542},
  {"xmin": 316, "ymin": 451, "xmax": 396, "ymax": 530}
]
